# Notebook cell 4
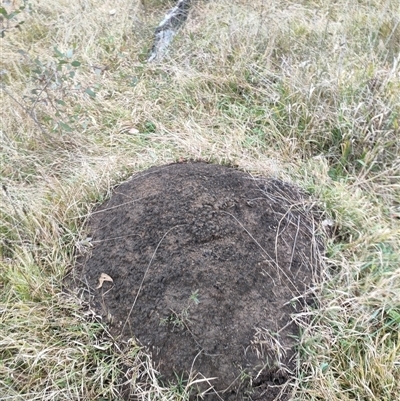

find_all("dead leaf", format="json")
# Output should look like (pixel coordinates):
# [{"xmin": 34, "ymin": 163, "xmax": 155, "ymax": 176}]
[{"xmin": 97, "ymin": 273, "xmax": 114, "ymax": 289}]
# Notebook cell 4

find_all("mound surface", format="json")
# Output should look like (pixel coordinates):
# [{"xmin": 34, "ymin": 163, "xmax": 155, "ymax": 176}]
[{"xmin": 72, "ymin": 162, "xmax": 320, "ymax": 400}]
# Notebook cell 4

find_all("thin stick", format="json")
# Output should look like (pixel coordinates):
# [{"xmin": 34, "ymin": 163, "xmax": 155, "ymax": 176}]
[
  {"xmin": 74, "ymin": 196, "xmax": 149, "ymax": 219},
  {"xmin": 122, "ymin": 224, "xmax": 186, "ymax": 334}
]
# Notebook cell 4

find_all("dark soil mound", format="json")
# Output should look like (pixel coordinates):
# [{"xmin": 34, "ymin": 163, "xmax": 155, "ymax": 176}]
[{"xmin": 71, "ymin": 162, "xmax": 320, "ymax": 401}]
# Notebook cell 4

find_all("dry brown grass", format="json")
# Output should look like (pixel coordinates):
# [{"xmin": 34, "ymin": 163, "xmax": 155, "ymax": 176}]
[{"xmin": 1, "ymin": 0, "xmax": 400, "ymax": 399}]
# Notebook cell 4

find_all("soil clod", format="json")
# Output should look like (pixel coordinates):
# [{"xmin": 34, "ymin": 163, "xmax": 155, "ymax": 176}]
[{"xmin": 70, "ymin": 162, "xmax": 321, "ymax": 400}]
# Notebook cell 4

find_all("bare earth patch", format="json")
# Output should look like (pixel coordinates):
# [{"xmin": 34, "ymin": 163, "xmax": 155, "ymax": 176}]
[{"xmin": 70, "ymin": 162, "xmax": 321, "ymax": 400}]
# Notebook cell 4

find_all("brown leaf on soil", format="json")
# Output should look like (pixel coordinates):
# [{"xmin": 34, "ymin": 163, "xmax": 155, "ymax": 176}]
[{"xmin": 96, "ymin": 273, "xmax": 114, "ymax": 289}]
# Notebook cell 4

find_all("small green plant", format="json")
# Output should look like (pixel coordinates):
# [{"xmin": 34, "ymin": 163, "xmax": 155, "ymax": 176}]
[
  {"xmin": 239, "ymin": 369, "xmax": 251, "ymax": 384},
  {"xmin": 160, "ymin": 310, "xmax": 188, "ymax": 329},
  {"xmin": 160, "ymin": 290, "xmax": 200, "ymax": 329},
  {"xmin": 189, "ymin": 289, "xmax": 200, "ymax": 305},
  {"xmin": 0, "ymin": 0, "xmax": 30, "ymax": 38},
  {"xmin": 160, "ymin": 371, "xmax": 199, "ymax": 401},
  {"xmin": 25, "ymin": 47, "xmax": 96, "ymax": 134},
  {"xmin": 1, "ymin": 46, "xmax": 98, "ymax": 138},
  {"xmin": 170, "ymin": 372, "xmax": 188, "ymax": 396}
]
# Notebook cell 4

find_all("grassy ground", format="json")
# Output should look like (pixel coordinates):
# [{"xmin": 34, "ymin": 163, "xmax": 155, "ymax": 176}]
[{"xmin": 1, "ymin": 0, "xmax": 400, "ymax": 399}]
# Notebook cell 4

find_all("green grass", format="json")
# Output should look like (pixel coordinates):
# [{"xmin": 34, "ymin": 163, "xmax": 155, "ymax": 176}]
[{"xmin": 1, "ymin": 0, "xmax": 400, "ymax": 399}]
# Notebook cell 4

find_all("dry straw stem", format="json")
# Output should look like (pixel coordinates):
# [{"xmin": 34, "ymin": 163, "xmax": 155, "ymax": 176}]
[{"xmin": 1, "ymin": 0, "xmax": 400, "ymax": 399}]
